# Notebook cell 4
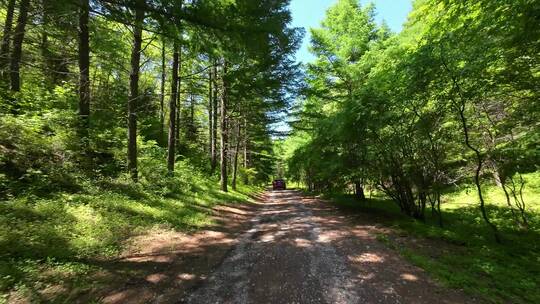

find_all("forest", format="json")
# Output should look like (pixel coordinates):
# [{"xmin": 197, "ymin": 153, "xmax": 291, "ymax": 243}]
[
  {"xmin": 280, "ymin": 0, "xmax": 539, "ymax": 302},
  {"xmin": 0, "ymin": 0, "xmax": 539, "ymax": 303},
  {"xmin": 0, "ymin": 0, "xmax": 301, "ymax": 301},
  {"xmin": 284, "ymin": 0, "xmax": 540, "ymax": 235}
]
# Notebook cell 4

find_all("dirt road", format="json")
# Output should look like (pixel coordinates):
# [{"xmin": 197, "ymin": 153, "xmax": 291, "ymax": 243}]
[
  {"xmin": 100, "ymin": 190, "xmax": 474, "ymax": 304},
  {"xmin": 182, "ymin": 190, "xmax": 472, "ymax": 304}
]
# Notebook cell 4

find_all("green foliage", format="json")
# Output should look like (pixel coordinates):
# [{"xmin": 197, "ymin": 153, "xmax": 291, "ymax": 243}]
[
  {"xmin": 0, "ymin": 160, "xmax": 257, "ymax": 299},
  {"xmin": 0, "ymin": 113, "xmax": 80, "ymax": 198},
  {"xmin": 287, "ymin": 0, "xmax": 539, "ymax": 227},
  {"xmin": 0, "ymin": 108, "xmax": 259, "ymax": 298}
]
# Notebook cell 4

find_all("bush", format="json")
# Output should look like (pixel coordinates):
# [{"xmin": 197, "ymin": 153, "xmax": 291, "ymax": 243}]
[
  {"xmin": 0, "ymin": 114, "xmax": 79, "ymax": 198},
  {"xmin": 239, "ymin": 167, "xmax": 257, "ymax": 185}
]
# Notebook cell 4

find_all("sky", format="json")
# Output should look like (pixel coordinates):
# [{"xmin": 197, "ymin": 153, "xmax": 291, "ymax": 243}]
[{"xmin": 289, "ymin": 0, "xmax": 413, "ymax": 63}]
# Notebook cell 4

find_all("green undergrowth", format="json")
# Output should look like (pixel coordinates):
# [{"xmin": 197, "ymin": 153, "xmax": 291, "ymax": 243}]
[
  {"xmin": 325, "ymin": 173, "xmax": 540, "ymax": 304},
  {"xmin": 0, "ymin": 163, "xmax": 259, "ymax": 303}
]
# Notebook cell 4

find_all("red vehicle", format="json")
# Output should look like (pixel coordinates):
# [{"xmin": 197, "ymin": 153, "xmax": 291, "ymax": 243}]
[{"xmin": 272, "ymin": 179, "xmax": 286, "ymax": 190}]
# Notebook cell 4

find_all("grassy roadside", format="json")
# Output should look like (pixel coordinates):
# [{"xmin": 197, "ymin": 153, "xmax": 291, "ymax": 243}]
[
  {"xmin": 324, "ymin": 172, "xmax": 540, "ymax": 303},
  {"xmin": 0, "ymin": 165, "xmax": 260, "ymax": 303}
]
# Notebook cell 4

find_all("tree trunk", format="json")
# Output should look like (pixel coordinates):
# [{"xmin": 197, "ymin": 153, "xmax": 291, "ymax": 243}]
[
  {"xmin": 232, "ymin": 122, "xmax": 241, "ymax": 191},
  {"xmin": 0, "ymin": 0, "xmax": 16, "ymax": 81},
  {"xmin": 492, "ymin": 168, "xmax": 503, "ymax": 187},
  {"xmin": 10, "ymin": 0, "xmax": 31, "ymax": 92},
  {"xmin": 220, "ymin": 61, "xmax": 228, "ymax": 192},
  {"xmin": 78, "ymin": 0, "xmax": 91, "ymax": 151},
  {"xmin": 208, "ymin": 66, "xmax": 213, "ymax": 164},
  {"xmin": 436, "ymin": 192, "xmax": 443, "ymax": 227},
  {"xmin": 127, "ymin": 2, "xmax": 144, "ymax": 182},
  {"xmin": 441, "ymin": 57, "xmax": 501, "ymax": 243},
  {"xmin": 40, "ymin": 4, "xmax": 58, "ymax": 87},
  {"xmin": 176, "ymin": 90, "xmax": 181, "ymax": 149},
  {"xmin": 458, "ymin": 105, "xmax": 500, "ymax": 242},
  {"xmin": 160, "ymin": 40, "xmax": 166, "ymax": 144},
  {"xmin": 175, "ymin": 47, "xmax": 181, "ymax": 150},
  {"xmin": 167, "ymin": 42, "xmax": 179, "ymax": 174},
  {"xmin": 243, "ymin": 117, "xmax": 248, "ymax": 168},
  {"xmin": 188, "ymin": 94, "xmax": 195, "ymax": 140},
  {"xmin": 40, "ymin": 20, "xmax": 50, "ymax": 82},
  {"xmin": 211, "ymin": 62, "xmax": 218, "ymax": 172},
  {"xmin": 354, "ymin": 181, "xmax": 365, "ymax": 201}
]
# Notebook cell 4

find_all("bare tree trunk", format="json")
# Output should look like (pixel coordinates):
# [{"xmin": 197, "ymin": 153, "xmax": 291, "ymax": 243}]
[
  {"xmin": 127, "ymin": 2, "xmax": 144, "ymax": 182},
  {"xmin": 188, "ymin": 94, "xmax": 195, "ymax": 140},
  {"xmin": 354, "ymin": 181, "xmax": 365, "ymax": 201},
  {"xmin": 441, "ymin": 57, "xmax": 501, "ymax": 243},
  {"xmin": 500, "ymin": 179, "xmax": 520, "ymax": 225},
  {"xmin": 458, "ymin": 106, "xmax": 500, "ymax": 242},
  {"xmin": 40, "ymin": 3, "xmax": 56, "ymax": 86},
  {"xmin": 232, "ymin": 121, "xmax": 241, "ymax": 191},
  {"xmin": 220, "ymin": 61, "xmax": 228, "ymax": 192},
  {"xmin": 78, "ymin": 0, "xmax": 91, "ymax": 152},
  {"xmin": 492, "ymin": 168, "xmax": 503, "ymax": 187},
  {"xmin": 175, "ymin": 48, "xmax": 181, "ymax": 151},
  {"xmin": 435, "ymin": 192, "xmax": 443, "ymax": 227},
  {"xmin": 40, "ymin": 4, "xmax": 49, "ymax": 81},
  {"xmin": 167, "ymin": 42, "xmax": 179, "ymax": 174},
  {"xmin": 512, "ymin": 174, "xmax": 529, "ymax": 229},
  {"xmin": 208, "ymin": 66, "xmax": 213, "ymax": 164},
  {"xmin": 502, "ymin": 175, "xmax": 529, "ymax": 230},
  {"xmin": 243, "ymin": 117, "xmax": 248, "ymax": 168},
  {"xmin": 211, "ymin": 62, "xmax": 218, "ymax": 172},
  {"xmin": 176, "ymin": 93, "xmax": 181, "ymax": 149},
  {"xmin": 0, "ymin": 0, "xmax": 16, "ymax": 81},
  {"xmin": 10, "ymin": 0, "xmax": 31, "ymax": 92},
  {"xmin": 160, "ymin": 41, "xmax": 165, "ymax": 144}
]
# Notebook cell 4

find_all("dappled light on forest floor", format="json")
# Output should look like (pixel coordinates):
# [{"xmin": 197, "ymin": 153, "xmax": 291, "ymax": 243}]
[
  {"xmin": 181, "ymin": 190, "xmax": 474, "ymax": 304},
  {"xmin": 83, "ymin": 199, "xmax": 262, "ymax": 304},
  {"xmin": 400, "ymin": 273, "xmax": 419, "ymax": 282},
  {"xmin": 348, "ymin": 253, "xmax": 385, "ymax": 264}
]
